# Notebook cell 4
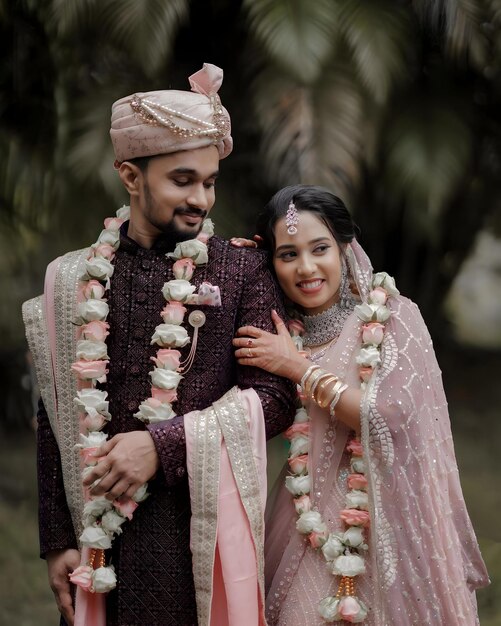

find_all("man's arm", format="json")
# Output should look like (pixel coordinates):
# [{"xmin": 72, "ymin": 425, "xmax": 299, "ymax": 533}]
[
  {"xmin": 37, "ymin": 398, "xmax": 78, "ymax": 557},
  {"xmin": 37, "ymin": 399, "xmax": 80, "ymax": 625},
  {"xmin": 234, "ymin": 250, "xmax": 296, "ymax": 439}
]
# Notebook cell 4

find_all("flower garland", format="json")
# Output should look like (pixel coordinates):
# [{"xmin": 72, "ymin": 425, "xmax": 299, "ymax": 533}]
[
  {"xmin": 285, "ymin": 272, "xmax": 399, "ymax": 623},
  {"xmin": 69, "ymin": 205, "xmax": 217, "ymax": 593}
]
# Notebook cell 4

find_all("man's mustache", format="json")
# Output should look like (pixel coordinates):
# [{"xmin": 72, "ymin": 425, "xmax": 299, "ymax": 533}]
[{"xmin": 174, "ymin": 207, "xmax": 208, "ymax": 219}]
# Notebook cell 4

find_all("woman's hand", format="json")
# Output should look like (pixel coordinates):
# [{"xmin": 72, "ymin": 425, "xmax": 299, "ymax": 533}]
[
  {"xmin": 233, "ymin": 310, "xmax": 309, "ymax": 383},
  {"xmin": 230, "ymin": 235, "xmax": 263, "ymax": 248}
]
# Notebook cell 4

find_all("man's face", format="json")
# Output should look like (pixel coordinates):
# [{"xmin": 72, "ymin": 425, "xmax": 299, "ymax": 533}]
[{"xmin": 135, "ymin": 145, "xmax": 220, "ymax": 242}]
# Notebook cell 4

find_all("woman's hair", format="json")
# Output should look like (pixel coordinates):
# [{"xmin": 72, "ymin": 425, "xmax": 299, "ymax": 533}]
[{"xmin": 256, "ymin": 185, "xmax": 358, "ymax": 255}]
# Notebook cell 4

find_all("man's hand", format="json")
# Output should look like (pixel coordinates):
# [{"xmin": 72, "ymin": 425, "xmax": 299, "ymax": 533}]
[
  {"xmin": 83, "ymin": 431, "xmax": 160, "ymax": 500},
  {"xmin": 46, "ymin": 548, "xmax": 81, "ymax": 626}
]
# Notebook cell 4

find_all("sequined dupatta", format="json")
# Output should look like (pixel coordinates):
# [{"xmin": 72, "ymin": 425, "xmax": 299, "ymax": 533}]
[
  {"xmin": 23, "ymin": 249, "xmax": 107, "ymax": 626},
  {"xmin": 22, "ymin": 250, "xmax": 89, "ymax": 534},
  {"xmin": 265, "ymin": 240, "xmax": 489, "ymax": 625},
  {"xmin": 185, "ymin": 387, "xmax": 268, "ymax": 626}
]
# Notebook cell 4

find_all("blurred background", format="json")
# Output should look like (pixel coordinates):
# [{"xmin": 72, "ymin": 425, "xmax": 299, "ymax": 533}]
[{"xmin": 1, "ymin": 0, "xmax": 500, "ymax": 623}]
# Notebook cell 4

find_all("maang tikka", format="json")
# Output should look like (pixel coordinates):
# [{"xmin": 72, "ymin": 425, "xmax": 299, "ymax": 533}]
[{"xmin": 286, "ymin": 201, "xmax": 299, "ymax": 235}]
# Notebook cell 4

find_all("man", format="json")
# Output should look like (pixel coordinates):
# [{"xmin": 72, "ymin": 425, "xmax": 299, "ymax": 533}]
[{"xmin": 23, "ymin": 63, "xmax": 295, "ymax": 625}]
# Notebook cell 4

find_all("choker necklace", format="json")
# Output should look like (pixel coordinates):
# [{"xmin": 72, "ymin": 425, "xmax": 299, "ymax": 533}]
[{"xmin": 301, "ymin": 301, "xmax": 355, "ymax": 347}]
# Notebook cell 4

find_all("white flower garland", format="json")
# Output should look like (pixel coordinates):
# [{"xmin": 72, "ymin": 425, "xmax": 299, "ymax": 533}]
[
  {"xmin": 69, "ymin": 205, "xmax": 216, "ymax": 593},
  {"xmin": 286, "ymin": 272, "xmax": 398, "ymax": 623}
]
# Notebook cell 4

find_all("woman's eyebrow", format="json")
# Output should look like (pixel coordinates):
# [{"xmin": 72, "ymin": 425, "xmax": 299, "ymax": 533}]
[{"xmin": 275, "ymin": 237, "xmax": 330, "ymax": 253}]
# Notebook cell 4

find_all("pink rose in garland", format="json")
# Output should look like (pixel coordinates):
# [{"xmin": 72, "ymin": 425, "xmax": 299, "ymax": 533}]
[
  {"xmin": 71, "ymin": 359, "xmax": 108, "ymax": 381},
  {"xmin": 69, "ymin": 565, "xmax": 93, "ymax": 591},
  {"xmin": 80, "ymin": 320, "xmax": 110, "ymax": 342},
  {"xmin": 340, "ymin": 509, "xmax": 370, "ymax": 527},
  {"xmin": 348, "ymin": 473, "xmax": 368, "ymax": 490}
]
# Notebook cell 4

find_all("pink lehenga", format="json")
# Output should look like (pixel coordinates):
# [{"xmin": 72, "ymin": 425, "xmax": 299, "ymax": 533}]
[{"xmin": 265, "ymin": 241, "xmax": 489, "ymax": 625}]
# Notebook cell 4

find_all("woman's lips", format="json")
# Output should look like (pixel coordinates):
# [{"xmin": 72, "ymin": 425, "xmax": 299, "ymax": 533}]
[{"xmin": 296, "ymin": 279, "xmax": 324, "ymax": 294}]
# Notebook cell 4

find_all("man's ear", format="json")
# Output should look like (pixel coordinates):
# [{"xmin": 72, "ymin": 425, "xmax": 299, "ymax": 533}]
[{"xmin": 118, "ymin": 162, "xmax": 142, "ymax": 196}]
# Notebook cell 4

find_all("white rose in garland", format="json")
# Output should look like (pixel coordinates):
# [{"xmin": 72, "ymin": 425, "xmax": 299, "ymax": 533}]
[
  {"xmin": 162, "ymin": 279, "xmax": 197, "ymax": 302},
  {"xmin": 70, "ymin": 204, "xmax": 218, "ymax": 594},
  {"xmin": 330, "ymin": 554, "xmax": 366, "ymax": 577},
  {"xmin": 85, "ymin": 257, "xmax": 115, "ymax": 282},
  {"xmin": 321, "ymin": 534, "xmax": 345, "ymax": 561},
  {"xmin": 285, "ymin": 474, "xmax": 311, "ymax": 496},
  {"xmin": 296, "ymin": 511, "xmax": 327, "ymax": 534},
  {"xmin": 134, "ymin": 398, "xmax": 176, "ymax": 424},
  {"xmin": 149, "ymin": 368, "xmax": 183, "ymax": 390},
  {"xmin": 79, "ymin": 526, "xmax": 112, "ymax": 550},
  {"xmin": 92, "ymin": 566, "xmax": 117, "ymax": 593},
  {"xmin": 78, "ymin": 299, "xmax": 109, "ymax": 322},
  {"xmin": 76, "ymin": 340, "xmax": 109, "ymax": 361},
  {"xmin": 151, "ymin": 324, "xmax": 190, "ymax": 348},
  {"xmin": 168, "ymin": 239, "xmax": 208, "ymax": 264}
]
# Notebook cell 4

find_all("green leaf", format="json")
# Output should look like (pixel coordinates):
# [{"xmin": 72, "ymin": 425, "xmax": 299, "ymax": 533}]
[
  {"xmin": 243, "ymin": 0, "xmax": 339, "ymax": 83},
  {"xmin": 413, "ymin": 0, "xmax": 489, "ymax": 68},
  {"xmin": 253, "ymin": 64, "xmax": 365, "ymax": 200},
  {"xmin": 338, "ymin": 0, "xmax": 414, "ymax": 104},
  {"xmin": 384, "ymin": 100, "xmax": 473, "ymax": 227}
]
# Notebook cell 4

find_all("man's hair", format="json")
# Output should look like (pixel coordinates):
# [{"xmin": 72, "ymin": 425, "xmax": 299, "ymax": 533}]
[{"xmin": 127, "ymin": 155, "xmax": 152, "ymax": 173}]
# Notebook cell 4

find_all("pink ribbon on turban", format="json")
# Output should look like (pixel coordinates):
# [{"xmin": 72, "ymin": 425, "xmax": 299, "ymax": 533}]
[{"xmin": 189, "ymin": 63, "xmax": 224, "ymax": 96}]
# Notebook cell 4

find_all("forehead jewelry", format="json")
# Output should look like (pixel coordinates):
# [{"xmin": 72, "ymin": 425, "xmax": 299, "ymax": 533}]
[{"xmin": 286, "ymin": 201, "xmax": 299, "ymax": 235}]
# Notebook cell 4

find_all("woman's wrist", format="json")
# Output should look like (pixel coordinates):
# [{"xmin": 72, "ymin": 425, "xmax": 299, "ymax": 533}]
[{"xmin": 286, "ymin": 355, "xmax": 312, "ymax": 385}]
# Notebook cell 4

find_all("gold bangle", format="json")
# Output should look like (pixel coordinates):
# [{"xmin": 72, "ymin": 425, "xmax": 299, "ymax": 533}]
[
  {"xmin": 309, "ymin": 370, "xmax": 329, "ymax": 399},
  {"xmin": 314, "ymin": 376, "xmax": 339, "ymax": 408}
]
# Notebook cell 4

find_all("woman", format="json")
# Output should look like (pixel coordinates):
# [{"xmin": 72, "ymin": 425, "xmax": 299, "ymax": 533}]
[{"xmin": 232, "ymin": 185, "xmax": 489, "ymax": 625}]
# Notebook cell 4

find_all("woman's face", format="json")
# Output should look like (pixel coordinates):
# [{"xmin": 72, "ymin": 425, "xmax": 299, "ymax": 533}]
[{"xmin": 273, "ymin": 210, "xmax": 343, "ymax": 315}]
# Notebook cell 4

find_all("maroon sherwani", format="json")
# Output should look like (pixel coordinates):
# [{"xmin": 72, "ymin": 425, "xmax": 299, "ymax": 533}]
[{"xmin": 37, "ymin": 230, "xmax": 295, "ymax": 625}]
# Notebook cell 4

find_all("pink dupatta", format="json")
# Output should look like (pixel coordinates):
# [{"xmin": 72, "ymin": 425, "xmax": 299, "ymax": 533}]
[{"xmin": 185, "ymin": 387, "xmax": 268, "ymax": 626}]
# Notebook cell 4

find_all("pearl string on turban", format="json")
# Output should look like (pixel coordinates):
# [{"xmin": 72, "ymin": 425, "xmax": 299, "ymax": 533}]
[{"xmin": 110, "ymin": 63, "xmax": 233, "ymax": 163}]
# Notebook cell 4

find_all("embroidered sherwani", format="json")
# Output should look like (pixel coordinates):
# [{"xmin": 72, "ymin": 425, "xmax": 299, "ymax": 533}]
[{"xmin": 31, "ymin": 230, "xmax": 296, "ymax": 626}]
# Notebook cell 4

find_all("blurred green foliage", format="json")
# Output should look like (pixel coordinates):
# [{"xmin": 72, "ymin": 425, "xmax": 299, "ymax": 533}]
[{"xmin": 2, "ymin": 0, "xmax": 501, "ymax": 350}]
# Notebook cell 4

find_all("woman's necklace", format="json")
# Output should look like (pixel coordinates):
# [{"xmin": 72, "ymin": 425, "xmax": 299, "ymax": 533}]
[
  {"xmin": 69, "ymin": 205, "xmax": 218, "ymax": 594},
  {"xmin": 300, "ymin": 300, "xmax": 355, "ymax": 348}
]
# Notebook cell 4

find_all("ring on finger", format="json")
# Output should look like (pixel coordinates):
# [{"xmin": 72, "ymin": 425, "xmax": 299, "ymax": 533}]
[
  {"xmin": 246, "ymin": 338, "xmax": 253, "ymax": 347},
  {"xmin": 247, "ymin": 348, "xmax": 253, "ymax": 358}
]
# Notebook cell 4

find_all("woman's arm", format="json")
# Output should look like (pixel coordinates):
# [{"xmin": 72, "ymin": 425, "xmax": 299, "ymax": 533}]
[{"xmin": 233, "ymin": 310, "xmax": 361, "ymax": 431}]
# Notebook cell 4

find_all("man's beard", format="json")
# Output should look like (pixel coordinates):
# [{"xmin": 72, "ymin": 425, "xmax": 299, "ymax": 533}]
[{"xmin": 144, "ymin": 184, "xmax": 208, "ymax": 246}]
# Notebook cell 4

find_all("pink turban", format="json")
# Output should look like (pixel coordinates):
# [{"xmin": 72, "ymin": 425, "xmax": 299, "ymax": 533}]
[{"xmin": 110, "ymin": 63, "xmax": 233, "ymax": 162}]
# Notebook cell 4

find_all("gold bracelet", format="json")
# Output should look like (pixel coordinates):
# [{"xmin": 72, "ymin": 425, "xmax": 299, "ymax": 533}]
[
  {"xmin": 314, "ymin": 375, "xmax": 340, "ymax": 408},
  {"xmin": 309, "ymin": 370, "xmax": 329, "ymax": 399}
]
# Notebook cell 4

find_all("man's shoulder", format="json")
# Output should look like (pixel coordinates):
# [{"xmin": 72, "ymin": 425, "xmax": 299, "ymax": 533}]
[{"xmin": 209, "ymin": 236, "xmax": 268, "ymax": 269}]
